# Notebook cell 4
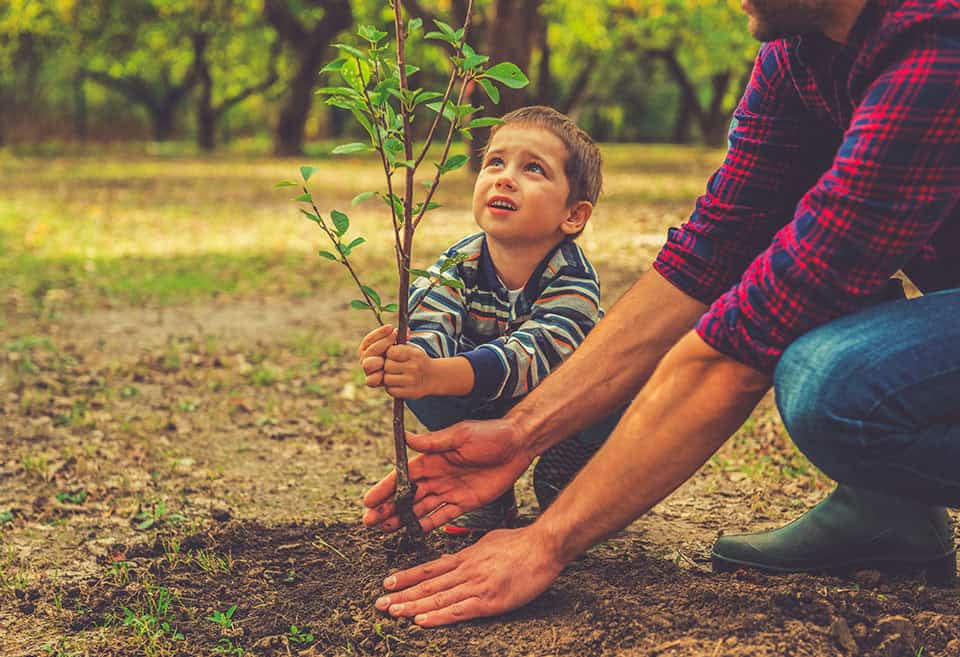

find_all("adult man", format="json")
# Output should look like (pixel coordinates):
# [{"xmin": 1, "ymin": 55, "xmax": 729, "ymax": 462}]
[{"xmin": 362, "ymin": 0, "xmax": 960, "ymax": 627}]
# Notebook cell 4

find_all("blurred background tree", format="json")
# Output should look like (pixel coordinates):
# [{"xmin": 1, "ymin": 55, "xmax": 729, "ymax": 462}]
[{"xmin": 1, "ymin": 0, "xmax": 756, "ymax": 152}]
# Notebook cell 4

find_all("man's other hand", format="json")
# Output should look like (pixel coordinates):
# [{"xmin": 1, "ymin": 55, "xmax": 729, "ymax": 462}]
[{"xmin": 373, "ymin": 524, "xmax": 566, "ymax": 626}]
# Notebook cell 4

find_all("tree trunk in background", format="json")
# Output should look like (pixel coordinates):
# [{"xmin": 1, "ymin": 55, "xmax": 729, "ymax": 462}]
[
  {"xmin": 85, "ymin": 68, "xmax": 195, "ymax": 142},
  {"xmin": 698, "ymin": 71, "xmax": 733, "ymax": 147},
  {"xmin": 671, "ymin": 91, "xmax": 692, "ymax": 144},
  {"xmin": 73, "ymin": 72, "xmax": 88, "ymax": 141},
  {"xmin": 469, "ymin": 0, "xmax": 541, "ymax": 169},
  {"xmin": 265, "ymin": 0, "xmax": 352, "ymax": 157},
  {"xmin": 193, "ymin": 33, "xmax": 217, "ymax": 151}
]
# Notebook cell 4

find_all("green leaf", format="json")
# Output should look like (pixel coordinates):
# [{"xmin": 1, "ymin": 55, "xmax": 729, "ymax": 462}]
[
  {"xmin": 439, "ymin": 252, "xmax": 467, "ymax": 272},
  {"xmin": 414, "ymin": 201, "xmax": 441, "ymax": 214},
  {"xmin": 405, "ymin": 64, "xmax": 420, "ymax": 76},
  {"xmin": 442, "ymin": 278, "xmax": 465, "ymax": 290},
  {"xmin": 482, "ymin": 62, "xmax": 529, "ymax": 89},
  {"xmin": 300, "ymin": 166, "xmax": 317, "ymax": 182},
  {"xmin": 332, "ymin": 142, "xmax": 370, "ymax": 155},
  {"xmin": 477, "ymin": 78, "xmax": 500, "ymax": 104},
  {"xmin": 358, "ymin": 25, "xmax": 388, "ymax": 44},
  {"xmin": 331, "ymin": 210, "xmax": 349, "ymax": 236},
  {"xmin": 320, "ymin": 58, "xmax": 347, "ymax": 74},
  {"xmin": 345, "ymin": 237, "xmax": 366, "ymax": 251},
  {"xmin": 315, "ymin": 86, "xmax": 361, "ymax": 97},
  {"xmin": 407, "ymin": 17, "xmax": 423, "ymax": 34},
  {"xmin": 350, "ymin": 300, "xmax": 371, "ymax": 310},
  {"xmin": 433, "ymin": 20, "xmax": 456, "ymax": 36},
  {"xmin": 383, "ymin": 303, "xmax": 399, "ymax": 312},
  {"xmin": 383, "ymin": 137, "xmax": 404, "ymax": 153},
  {"xmin": 408, "ymin": 268, "xmax": 433, "ymax": 278},
  {"xmin": 467, "ymin": 117, "xmax": 504, "ymax": 129},
  {"xmin": 318, "ymin": 250, "xmax": 338, "ymax": 261},
  {"xmin": 274, "ymin": 181, "xmax": 297, "ymax": 188},
  {"xmin": 462, "ymin": 53, "xmax": 489, "ymax": 70},
  {"xmin": 333, "ymin": 43, "xmax": 369, "ymax": 60},
  {"xmin": 424, "ymin": 30, "xmax": 454, "ymax": 43},
  {"xmin": 361, "ymin": 285, "xmax": 382, "ymax": 307},
  {"xmin": 439, "ymin": 154, "xmax": 469, "ymax": 174},
  {"xmin": 300, "ymin": 209, "xmax": 321, "ymax": 223},
  {"xmin": 294, "ymin": 193, "xmax": 312, "ymax": 203},
  {"xmin": 352, "ymin": 191, "xmax": 376, "ymax": 205},
  {"xmin": 426, "ymin": 101, "xmax": 457, "ymax": 122},
  {"xmin": 395, "ymin": 159, "xmax": 416, "ymax": 170}
]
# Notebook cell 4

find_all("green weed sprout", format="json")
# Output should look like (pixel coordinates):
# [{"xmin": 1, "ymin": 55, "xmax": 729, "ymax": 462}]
[{"xmin": 277, "ymin": 0, "xmax": 528, "ymax": 539}]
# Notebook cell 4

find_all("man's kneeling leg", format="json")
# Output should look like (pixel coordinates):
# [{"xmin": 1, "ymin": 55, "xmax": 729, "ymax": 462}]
[{"xmin": 712, "ymin": 288, "xmax": 960, "ymax": 584}]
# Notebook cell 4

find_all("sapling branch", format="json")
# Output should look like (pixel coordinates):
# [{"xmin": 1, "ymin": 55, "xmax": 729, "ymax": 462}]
[{"xmin": 301, "ymin": 190, "xmax": 384, "ymax": 326}]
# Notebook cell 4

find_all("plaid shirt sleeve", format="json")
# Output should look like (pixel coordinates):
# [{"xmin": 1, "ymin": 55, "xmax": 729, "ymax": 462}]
[
  {"xmin": 698, "ymin": 26, "xmax": 960, "ymax": 373},
  {"xmin": 652, "ymin": 43, "xmax": 836, "ymax": 307},
  {"xmin": 463, "ymin": 268, "xmax": 601, "ymax": 401}
]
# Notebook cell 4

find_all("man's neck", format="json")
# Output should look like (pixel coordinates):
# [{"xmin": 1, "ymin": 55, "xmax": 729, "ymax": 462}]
[
  {"xmin": 822, "ymin": 0, "xmax": 870, "ymax": 43},
  {"xmin": 486, "ymin": 236, "xmax": 561, "ymax": 291}
]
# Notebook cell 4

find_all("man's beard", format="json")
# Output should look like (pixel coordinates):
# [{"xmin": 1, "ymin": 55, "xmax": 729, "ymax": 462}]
[{"xmin": 745, "ymin": 0, "xmax": 828, "ymax": 41}]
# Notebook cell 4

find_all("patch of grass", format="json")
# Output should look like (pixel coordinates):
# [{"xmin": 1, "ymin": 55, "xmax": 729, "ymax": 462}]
[
  {"xmin": 207, "ymin": 604, "xmax": 238, "ymax": 631},
  {"xmin": 116, "ymin": 586, "xmax": 185, "ymax": 655},
  {"xmin": 20, "ymin": 453, "xmax": 52, "ymax": 481},
  {"xmin": 249, "ymin": 365, "xmax": 279, "ymax": 387},
  {"xmin": 134, "ymin": 500, "xmax": 185, "ymax": 531},
  {"xmin": 193, "ymin": 549, "xmax": 232, "ymax": 574}
]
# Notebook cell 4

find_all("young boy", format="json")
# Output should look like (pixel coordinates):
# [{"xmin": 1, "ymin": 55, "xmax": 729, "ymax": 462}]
[{"xmin": 358, "ymin": 106, "xmax": 622, "ymax": 535}]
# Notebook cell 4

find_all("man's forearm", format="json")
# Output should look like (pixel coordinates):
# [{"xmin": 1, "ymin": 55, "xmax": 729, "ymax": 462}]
[
  {"xmin": 533, "ymin": 331, "xmax": 771, "ymax": 564},
  {"xmin": 510, "ymin": 269, "xmax": 707, "ymax": 458}
]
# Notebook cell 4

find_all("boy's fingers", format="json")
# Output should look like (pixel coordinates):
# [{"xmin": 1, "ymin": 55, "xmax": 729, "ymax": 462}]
[
  {"xmin": 359, "ymin": 325, "xmax": 394, "ymax": 356},
  {"xmin": 385, "ymin": 345, "xmax": 420, "ymax": 362},
  {"xmin": 365, "ymin": 371, "xmax": 384, "ymax": 387},
  {"xmin": 362, "ymin": 356, "xmax": 385, "ymax": 375}
]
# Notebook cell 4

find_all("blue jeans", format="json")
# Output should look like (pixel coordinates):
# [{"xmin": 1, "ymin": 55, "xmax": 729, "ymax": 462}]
[{"xmin": 775, "ymin": 287, "xmax": 960, "ymax": 508}]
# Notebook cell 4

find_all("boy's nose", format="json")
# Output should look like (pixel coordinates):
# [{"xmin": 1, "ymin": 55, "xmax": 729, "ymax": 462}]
[{"xmin": 495, "ymin": 175, "xmax": 517, "ymax": 190}]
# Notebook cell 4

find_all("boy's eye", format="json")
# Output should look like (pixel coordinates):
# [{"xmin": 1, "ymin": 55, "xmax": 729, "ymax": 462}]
[
  {"xmin": 525, "ymin": 162, "xmax": 545, "ymax": 175},
  {"xmin": 485, "ymin": 156, "xmax": 504, "ymax": 168}
]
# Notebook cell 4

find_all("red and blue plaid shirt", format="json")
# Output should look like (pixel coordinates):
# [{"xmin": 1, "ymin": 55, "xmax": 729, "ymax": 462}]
[{"xmin": 653, "ymin": 0, "xmax": 960, "ymax": 373}]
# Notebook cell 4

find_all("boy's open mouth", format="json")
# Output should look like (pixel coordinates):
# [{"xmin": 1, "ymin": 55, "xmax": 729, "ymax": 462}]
[{"xmin": 487, "ymin": 196, "xmax": 518, "ymax": 212}]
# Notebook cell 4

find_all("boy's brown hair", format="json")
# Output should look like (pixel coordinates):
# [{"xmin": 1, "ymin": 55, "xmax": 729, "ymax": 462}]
[{"xmin": 487, "ymin": 105, "xmax": 603, "ymax": 207}]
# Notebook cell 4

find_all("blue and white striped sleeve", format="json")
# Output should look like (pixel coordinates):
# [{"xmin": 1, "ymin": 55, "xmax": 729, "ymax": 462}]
[
  {"xmin": 462, "ymin": 269, "xmax": 601, "ymax": 401},
  {"xmin": 406, "ymin": 258, "xmax": 467, "ymax": 359}
]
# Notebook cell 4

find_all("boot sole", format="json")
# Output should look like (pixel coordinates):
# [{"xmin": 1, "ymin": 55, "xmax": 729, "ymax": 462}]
[{"xmin": 711, "ymin": 549, "xmax": 957, "ymax": 587}]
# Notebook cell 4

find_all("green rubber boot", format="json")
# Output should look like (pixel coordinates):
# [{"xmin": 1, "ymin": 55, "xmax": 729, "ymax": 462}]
[{"xmin": 712, "ymin": 485, "xmax": 957, "ymax": 586}]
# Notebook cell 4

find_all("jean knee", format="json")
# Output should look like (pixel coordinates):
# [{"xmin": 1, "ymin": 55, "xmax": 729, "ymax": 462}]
[{"xmin": 774, "ymin": 334, "xmax": 865, "ymax": 475}]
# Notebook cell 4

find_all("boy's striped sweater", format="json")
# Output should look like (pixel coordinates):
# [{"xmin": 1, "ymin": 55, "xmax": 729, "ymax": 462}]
[{"xmin": 408, "ymin": 232, "xmax": 602, "ymax": 402}]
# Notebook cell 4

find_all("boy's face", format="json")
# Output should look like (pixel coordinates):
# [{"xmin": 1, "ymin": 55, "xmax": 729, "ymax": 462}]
[{"xmin": 473, "ymin": 125, "xmax": 587, "ymax": 249}]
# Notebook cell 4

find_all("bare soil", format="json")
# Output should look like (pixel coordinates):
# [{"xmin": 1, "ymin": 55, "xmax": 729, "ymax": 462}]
[{"xmin": 3, "ymin": 296, "xmax": 959, "ymax": 657}]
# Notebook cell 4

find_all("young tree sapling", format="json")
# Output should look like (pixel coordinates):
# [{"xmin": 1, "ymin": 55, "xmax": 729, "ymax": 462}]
[{"xmin": 278, "ymin": 0, "xmax": 529, "ymax": 539}]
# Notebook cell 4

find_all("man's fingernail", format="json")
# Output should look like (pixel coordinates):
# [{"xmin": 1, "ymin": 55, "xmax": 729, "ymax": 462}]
[
  {"xmin": 384, "ymin": 576, "xmax": 396, "ymax": 588},
  {"xmin": 376, "ymin": 596, "xmax": 390, "ymax": 608},
  {"xmin": 389, "ymin": 603, "xmax": 404, "ymax": 614},
  {"xmin": 415, "ymin": 614, "xmax": 428, "ymax": 624}
]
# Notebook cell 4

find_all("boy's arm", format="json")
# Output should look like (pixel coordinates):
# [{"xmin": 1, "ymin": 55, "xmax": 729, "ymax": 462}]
[{"xmin": 459, "ymin": 269, "xmax": 600, "ymax": 402}]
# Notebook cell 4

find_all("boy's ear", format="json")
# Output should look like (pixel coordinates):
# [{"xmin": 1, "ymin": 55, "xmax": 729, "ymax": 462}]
[{"xmin": 560, "ymin": 201, "xmax": 593, "ymax": 236}]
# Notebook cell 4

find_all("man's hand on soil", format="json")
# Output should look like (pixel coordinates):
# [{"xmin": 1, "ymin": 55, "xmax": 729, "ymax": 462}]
[
  {"xmin": 362, "ymin": 418, "xmax": 532, "ymax": 533},
  {"xmin": 374, "ymin": 525, "xmax": 566, "ymax": 627}
]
